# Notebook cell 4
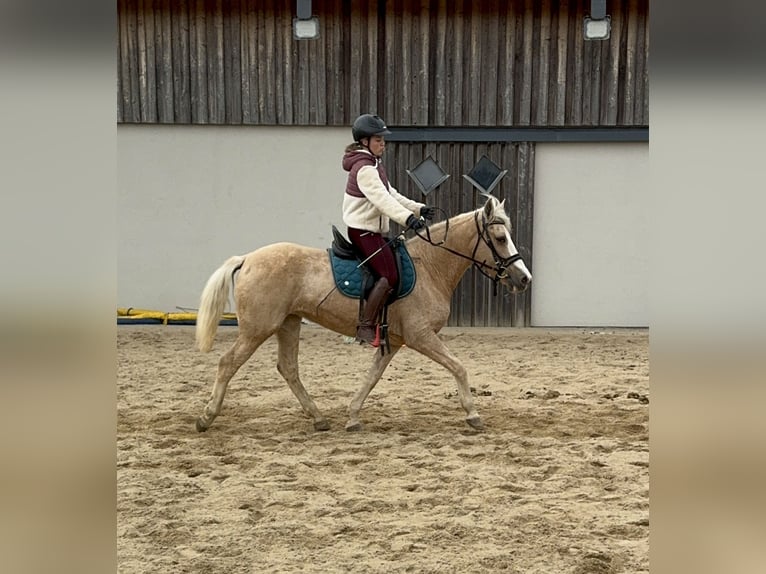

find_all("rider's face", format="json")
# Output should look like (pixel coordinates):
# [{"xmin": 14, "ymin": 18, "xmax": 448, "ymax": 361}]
[{"xmin": 366, "ymin": 135, "xmax": 386, "ymax": 157}]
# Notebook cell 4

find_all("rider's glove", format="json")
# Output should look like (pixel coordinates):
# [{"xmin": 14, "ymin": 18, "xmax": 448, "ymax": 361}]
[
  {"xmin": 406, "ymin": 214, "xmax": 425, "ymax": 231},
  {"xmin": 420, "ymin": 206, "xmax": 436, "ymax": 220}
]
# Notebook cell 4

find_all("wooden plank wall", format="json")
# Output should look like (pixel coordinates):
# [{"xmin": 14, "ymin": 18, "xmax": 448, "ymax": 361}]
[
  {"xmin": 117, "ymin": 0, "xmax": 649, "ymax": 127},
  {"xmin": 117, "ymin": 0, "xmax": 646, "ymax": 326},
  {"xmin": 386, "ymin": 142, "xmax": 535, "ymax": 327}
]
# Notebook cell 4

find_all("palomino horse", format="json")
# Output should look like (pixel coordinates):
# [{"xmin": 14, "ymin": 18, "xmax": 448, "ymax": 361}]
[{"xmin": 195, "ymin": 195, "xmax": 531, "ymax": 432}]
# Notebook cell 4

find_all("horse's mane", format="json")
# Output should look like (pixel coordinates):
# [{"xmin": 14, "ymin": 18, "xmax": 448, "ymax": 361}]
[
  {"xmin": 406, "ymin": 208, "xmax": 473, "ymax": 241},
  {"xmin": 405, "ymin": 199, "xmax": 510, "ymax": 249},
  {"xmin": 404, "ymin": 213, "xmax": 456, "ymax": 249}
]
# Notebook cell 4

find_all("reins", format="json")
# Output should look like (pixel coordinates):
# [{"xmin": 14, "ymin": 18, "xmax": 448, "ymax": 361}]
[{"xmin": 413, "ymin": 211, "xmax": 523, "ymax": 296}]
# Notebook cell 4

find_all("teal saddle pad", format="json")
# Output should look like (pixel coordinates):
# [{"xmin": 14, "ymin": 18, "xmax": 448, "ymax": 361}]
[{"xmin": 328, "ymin": 241, "xmax": 417, "ymax": 300}]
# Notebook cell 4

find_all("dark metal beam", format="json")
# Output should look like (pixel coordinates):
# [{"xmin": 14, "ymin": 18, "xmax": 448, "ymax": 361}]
[
  {"xmin": 590, "ymin": 0, "xmax": 607, "ymax": 19},
  {"xmin": 385, "ymin": 127, "xmax": 649, "ymax": 143},
  {"xmin": 296, "ymin": 0, "xmax": 311, "ymax": 19}
]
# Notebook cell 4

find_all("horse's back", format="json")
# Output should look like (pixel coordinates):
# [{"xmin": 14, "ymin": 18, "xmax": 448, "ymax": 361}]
[
  {"xmin": 245, "ymin": 242, "xmax": 325, "ymax": 263},
  {"xmin": 238, "ymin": 241, "xmax": 331, "ymax": 287}
]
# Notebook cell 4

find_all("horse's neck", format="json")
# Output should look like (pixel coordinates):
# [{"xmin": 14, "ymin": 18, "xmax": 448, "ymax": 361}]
[{"xmin": 409, "ymin": 211, "xmax": 479, "ymax": 296}]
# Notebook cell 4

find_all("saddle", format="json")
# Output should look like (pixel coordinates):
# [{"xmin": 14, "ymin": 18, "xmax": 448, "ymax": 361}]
[{"xmin": 327, "ymin": 226, "xmax": 417, "ymax": 301}]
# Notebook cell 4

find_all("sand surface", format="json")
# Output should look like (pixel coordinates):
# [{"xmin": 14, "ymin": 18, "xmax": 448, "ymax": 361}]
[{"xmin": 117, "ymin": 324, "xmax": 649, "ymax": 573}]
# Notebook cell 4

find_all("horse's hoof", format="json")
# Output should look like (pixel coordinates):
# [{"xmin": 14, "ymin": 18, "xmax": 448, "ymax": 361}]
[
  {"xmin": 466, "ymin": 415, "xmax": 485, "ymax": 430},
  {"xmin": 195, "ymin": 418, "xmax": 209, "ymax": 433},
  {"xmin": 314, "ymin": 419, "xmax": 331, "ymax": 432},
  {"xmin": 345, "ymin": 421, "xmax": 364, "ymax": 432}
]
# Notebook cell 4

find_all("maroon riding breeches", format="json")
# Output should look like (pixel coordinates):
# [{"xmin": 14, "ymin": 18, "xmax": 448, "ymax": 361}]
[{"xmin": 347, "ymin": 228, "xmax": 399, "ymax": 287}]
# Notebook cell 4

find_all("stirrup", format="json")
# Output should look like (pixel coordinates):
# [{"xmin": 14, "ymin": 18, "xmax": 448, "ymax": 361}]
[
  {"xmin": 356, "ymin": 324, "xmax": 381, "ymax": 348},
  {"xmin": 370, "ymin": 324, "xmax": 381, "ymax": 348}
]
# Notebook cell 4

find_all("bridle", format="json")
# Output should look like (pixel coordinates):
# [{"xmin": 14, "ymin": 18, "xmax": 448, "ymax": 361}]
[{"xmin": 415, "ymin": 211, "xmax": 524, "ymax": 295}]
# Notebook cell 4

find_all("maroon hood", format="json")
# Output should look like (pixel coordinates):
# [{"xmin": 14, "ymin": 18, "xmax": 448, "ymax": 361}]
[
  {"xmin": 342, "ymin": 150, "xmax": 390, "ymax": 197},
  {"xmin": 342, "ymin": 150, "xmax": 376, "ymax": 172}
]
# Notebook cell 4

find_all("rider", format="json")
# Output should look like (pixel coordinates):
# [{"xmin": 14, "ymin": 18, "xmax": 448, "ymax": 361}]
[{"xmin": 342, "ymin": 113, "xmax": 435, "ymax": 346}]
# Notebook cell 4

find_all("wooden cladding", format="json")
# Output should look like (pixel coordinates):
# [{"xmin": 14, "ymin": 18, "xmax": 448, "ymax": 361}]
[
  {"xmin": 118, "ymin": 0, "xmax": 649, "ymax": 127},
  {"xmin": 386, "ymin": 141, "xmax": 535, "ymax": 327}
]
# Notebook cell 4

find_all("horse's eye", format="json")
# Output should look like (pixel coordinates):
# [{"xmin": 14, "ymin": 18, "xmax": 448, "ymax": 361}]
[{"xmin": 496, "ymin": 237, "xmax": 507, "ymax": 244}]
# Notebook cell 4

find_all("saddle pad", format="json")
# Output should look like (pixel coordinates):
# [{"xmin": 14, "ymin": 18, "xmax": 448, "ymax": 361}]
[{"xmin": 328, "ymin": 243, "xmax": 417, "ymax": 300}]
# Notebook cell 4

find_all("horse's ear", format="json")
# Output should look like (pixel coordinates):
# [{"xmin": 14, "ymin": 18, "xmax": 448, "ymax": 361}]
[
  {"xmin": 483, "ymin": 196, "xmax": 496, "ymax": 220},
  {"xmin": 498, "ymin": 199, "xmax": 507, "ymax": 214}
]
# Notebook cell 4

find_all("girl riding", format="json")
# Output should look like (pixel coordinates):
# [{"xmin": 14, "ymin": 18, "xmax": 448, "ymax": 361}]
[{"xmin": 342, "ymin": 113, "xmax": 434, "ymax": 346}]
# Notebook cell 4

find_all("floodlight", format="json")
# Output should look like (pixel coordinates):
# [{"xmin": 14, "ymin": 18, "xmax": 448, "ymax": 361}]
[
  {"xmin": 584, "ymin": 16, "xmax": 611, "ymax": 40},
  {"xmin": 293, "ymin": 17, "xmax": 319, "ymax": 40},
  {"xmin": 406, "ymin": 156, "xmax": 450, "ymax": 196},
  {"xmin": 463, "ymin": 155, "xmax": 507, "ymax": 197}
]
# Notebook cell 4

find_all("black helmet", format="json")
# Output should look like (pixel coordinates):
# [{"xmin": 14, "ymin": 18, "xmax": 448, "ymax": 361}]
[{"xmin": 352, "ymin": 114, "xmax": 391, "ymax": 141}]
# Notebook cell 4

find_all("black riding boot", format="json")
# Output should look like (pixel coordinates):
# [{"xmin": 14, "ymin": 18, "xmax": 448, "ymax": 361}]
[{"xmin": 356, "ymin": 277, "xmax": 393, "ymax": 346}]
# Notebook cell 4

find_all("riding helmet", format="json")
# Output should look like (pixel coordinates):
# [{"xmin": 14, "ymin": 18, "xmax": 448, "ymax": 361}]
[{"xmin": 352, "ymin": 114, "xmax": 391, "ymax": 141}]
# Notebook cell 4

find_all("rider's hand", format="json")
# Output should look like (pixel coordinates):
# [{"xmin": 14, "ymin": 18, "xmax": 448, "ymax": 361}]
[
  {"xmin": 420, "ymin": 206, "xmax": 436, "ymax": 220},
  {"xmin": 406, "ymin": 214, "xmax": 425, "ymax": 231}
]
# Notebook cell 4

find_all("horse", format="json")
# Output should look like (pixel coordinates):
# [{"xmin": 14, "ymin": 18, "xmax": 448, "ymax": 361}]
[{"xmin": 194, "ymin": 195, "xmax": 532, "ymax": 432}]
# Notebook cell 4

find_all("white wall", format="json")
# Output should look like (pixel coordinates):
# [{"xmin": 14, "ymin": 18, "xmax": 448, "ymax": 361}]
[
  {"xmin": 117, "ymin": 125, "xmax": 350, "ymax": 311},
  {"xmin": 119, "ymin": 127, "xmax": 648, "ymax": 326},
  {"xmin": 531, "ymin": 142, "xmax": 649, "ymax": 327}
]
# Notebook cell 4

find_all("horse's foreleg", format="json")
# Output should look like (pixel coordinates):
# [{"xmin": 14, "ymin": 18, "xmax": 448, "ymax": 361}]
[
  {"xmin": 345, "ymin": 346, "xmax": 401, "ymax": 431},
  {"xmin": 276, "ymin": 315, "xmax": 330, "ymax": 431},
  {"xmin": 406, "ymin": 333, "xmax": 484, "ymax": 430},
  {"xmin": 196, "ymin": 334, "xmax": 266, "ymax": 432}
]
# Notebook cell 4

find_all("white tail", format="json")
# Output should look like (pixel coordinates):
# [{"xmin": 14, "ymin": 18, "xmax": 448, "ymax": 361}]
[{"xmin": 195, "ymin": 255, "xmax": 246, "ymax": 352}]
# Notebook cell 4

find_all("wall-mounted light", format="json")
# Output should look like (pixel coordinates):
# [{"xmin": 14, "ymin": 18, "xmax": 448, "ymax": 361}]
[
  {"xmin": 584, "ymin": 16, "xmax": 611, "ymax": 40},
  {"xmin": 584, "ymin": 0, "xmax": 610, "ymax": 40},
  {"xmin": 293, "ymin": 17, "xmax": 319, "ymax": 39},
  {"xmin": 294, "ymin": 0, "xmax": 319, "ymax": 40},
  {"xmin": 406, "ymin": 156, "xmax": 450, "ymax": 197}
]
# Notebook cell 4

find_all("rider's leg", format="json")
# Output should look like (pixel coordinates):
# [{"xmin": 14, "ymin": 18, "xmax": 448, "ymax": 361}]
[
  {"xmin": 356, "ymin": 276, "xmax": 393, "ymax": 345},
  {"xmin": 348, "ymin": 229, "xmax": 399, "ymax": 347}
]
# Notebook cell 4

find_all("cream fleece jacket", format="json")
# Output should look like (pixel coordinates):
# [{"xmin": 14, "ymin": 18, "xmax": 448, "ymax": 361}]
[{"xmin": 342, "ymin": 157, "xmax": 424, "ymax": 234}]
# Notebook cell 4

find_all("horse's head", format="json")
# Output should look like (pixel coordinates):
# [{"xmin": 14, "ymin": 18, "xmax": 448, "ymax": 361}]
[{"xmin": 478, "ymin": 196, "xmax": 532, "ymax": 294}]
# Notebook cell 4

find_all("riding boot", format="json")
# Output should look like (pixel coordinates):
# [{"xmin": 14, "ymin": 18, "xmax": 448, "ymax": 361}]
[{"xmin": 356, "ymin": 277, "xmax": 393, "ymax": 346}]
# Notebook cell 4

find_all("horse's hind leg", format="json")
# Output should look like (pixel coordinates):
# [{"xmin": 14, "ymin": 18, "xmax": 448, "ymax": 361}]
[
  {"xmin": 406, "ymin": 332, "xmax": 484, "ymax": 430},
  {"xmin": 345, "ymin": 345, "xmax": 401, "ymax": 431},
  {"xmin": 196, "ymin": 332, "xmax": 268, "ymax": 432},
  {"xmin": 276, "ymin": 315, "xmax": 330, "ymax": 431}
]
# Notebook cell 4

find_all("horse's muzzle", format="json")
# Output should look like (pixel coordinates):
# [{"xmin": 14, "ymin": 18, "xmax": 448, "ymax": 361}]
[{"xmin": 505, "ymin": 262, "xmax": 532, "ymax": 293}]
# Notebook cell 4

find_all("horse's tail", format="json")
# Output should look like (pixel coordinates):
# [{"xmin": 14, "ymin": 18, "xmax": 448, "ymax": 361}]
[{"xmin": 195, "ymin": 255, "xmax": 246, "ymax": 352}]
